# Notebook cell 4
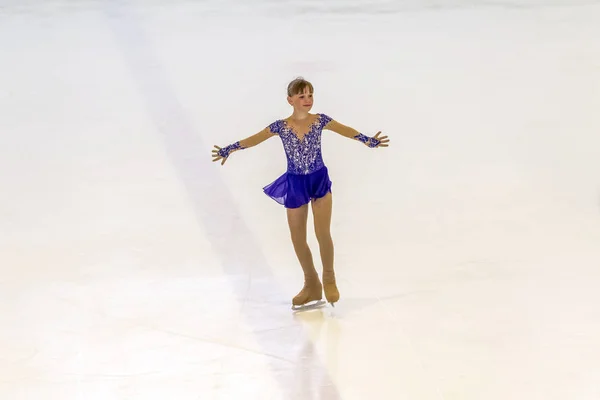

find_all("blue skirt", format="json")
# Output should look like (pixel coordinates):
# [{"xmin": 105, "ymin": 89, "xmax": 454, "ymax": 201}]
[{"xmin": 263, "ymin": 166, "xmax": 332, "ymax": 209}]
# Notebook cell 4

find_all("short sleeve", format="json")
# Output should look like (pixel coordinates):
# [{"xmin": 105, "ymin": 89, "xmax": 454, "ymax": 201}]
[
  {"xmin": 267, "ymin": 120, "xmax": 284, "ymax": 135},
  {"xmin": 319, "ymin": 113, "xmax": 333, "ymax": 127}
]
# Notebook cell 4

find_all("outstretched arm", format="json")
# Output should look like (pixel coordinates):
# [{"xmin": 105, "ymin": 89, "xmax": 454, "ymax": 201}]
[
  {"xmin": 324, "ymin": 119, "xmax": 389, "ymax": 148},
  {"xmin": 212, "ymin": 127, "xmax": 276, "ymax": 165}
]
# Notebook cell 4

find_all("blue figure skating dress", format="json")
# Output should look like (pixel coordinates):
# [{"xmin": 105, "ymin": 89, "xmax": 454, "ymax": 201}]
[{"xmin": 263, "ymin": 113, "xmax": 333, "ymax": 209}]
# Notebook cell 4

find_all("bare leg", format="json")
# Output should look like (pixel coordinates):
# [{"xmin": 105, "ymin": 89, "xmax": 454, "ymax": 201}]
[
  {"xmin": 311, "ymin": 192, "xmax": 339, "ymax": 304},
  {"xmin": 287, "ymin": 204, "xmax": 323, "ymax": 306}
]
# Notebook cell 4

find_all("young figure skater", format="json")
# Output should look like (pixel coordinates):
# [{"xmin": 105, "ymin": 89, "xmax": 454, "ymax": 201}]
[{"xmin": 211, "ymin": 77, "xmax": 389, "ymax": 309}]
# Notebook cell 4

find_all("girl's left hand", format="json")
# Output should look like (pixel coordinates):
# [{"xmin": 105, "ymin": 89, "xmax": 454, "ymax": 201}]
[{"xmin": 371, "ymin": 131, "xmax": 389, "ymax": 148}]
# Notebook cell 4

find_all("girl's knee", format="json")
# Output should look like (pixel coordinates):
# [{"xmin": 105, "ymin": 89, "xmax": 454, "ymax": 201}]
[
  {"xmin": 290, "ymin": 232, "xmax": 306, "ymax": 245},
  {"xmin": 315, "ymin": 230, "xmax": 332, "ymax": 245},
  {"xmin": 290, "ymin": 229, "xmax": 308, "ymax": 247}
]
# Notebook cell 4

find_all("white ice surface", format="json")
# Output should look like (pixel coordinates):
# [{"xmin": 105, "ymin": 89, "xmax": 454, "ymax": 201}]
[{"xmin": 1, "ymin": 1, "xmax": 600, "ymax": 399}]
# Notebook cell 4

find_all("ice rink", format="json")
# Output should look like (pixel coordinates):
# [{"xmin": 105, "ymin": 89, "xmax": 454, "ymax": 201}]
[{"xmin": 1, "ymin": 0, "xmax": 600, "ymax": 399}]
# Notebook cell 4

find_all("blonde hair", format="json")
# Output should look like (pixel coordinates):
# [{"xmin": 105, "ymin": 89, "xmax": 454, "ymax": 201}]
[{"xmin": 287, "ymin": 77, "xmax": 314, "ymax": 97}]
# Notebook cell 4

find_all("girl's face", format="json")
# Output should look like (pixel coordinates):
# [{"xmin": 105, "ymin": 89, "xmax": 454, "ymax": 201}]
[{"xmin": 288, "ymin": 87, "xmax": 313, "ymax": 112}]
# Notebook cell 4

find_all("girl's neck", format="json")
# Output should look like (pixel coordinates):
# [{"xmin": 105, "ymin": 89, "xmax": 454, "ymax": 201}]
[{"xmin": 290, "ymin": 110, "xmax": 311, "ymax": 121}]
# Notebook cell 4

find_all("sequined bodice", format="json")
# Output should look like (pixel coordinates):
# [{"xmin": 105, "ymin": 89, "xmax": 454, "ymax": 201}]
[{"xmin": 268, "ymin": 113, "xmax": 332, "ymax": 175}]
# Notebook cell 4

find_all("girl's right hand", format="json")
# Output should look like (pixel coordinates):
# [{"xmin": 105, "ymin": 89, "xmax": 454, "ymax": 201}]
[{"xmin": 212, "ymin": 145, "xmax": 228, "ymax": 165}]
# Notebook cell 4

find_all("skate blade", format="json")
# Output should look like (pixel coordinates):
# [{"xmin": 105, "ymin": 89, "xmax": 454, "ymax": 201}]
[{"xmin": 291, "ymin": 300, "xmax": 327, "ymax": 312}]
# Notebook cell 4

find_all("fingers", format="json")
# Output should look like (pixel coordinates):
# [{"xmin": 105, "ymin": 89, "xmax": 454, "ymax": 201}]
[
  {"xmin": 212, "ymin": 145, "xmax": 225, "ymax": 164},
  {"xmin": 212, "ymin": 146, "xmax": 229, "ymax": 165},
  {"xmin": 212, "ymin": 156, "xmax": 228, "ymax": 164},
  {"xmin": 212, "ymin": 154, "xmax": 222, "ymax": 163},
  {"xmin": 212, "ymin": 154, "xmax": 228, "ymax": 163},
  {"xmin": 373, "ymin": 132, "xmax": 389, "ymax": 148}
]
